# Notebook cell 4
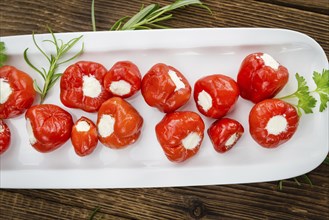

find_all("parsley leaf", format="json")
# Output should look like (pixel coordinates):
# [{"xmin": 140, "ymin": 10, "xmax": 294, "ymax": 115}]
[
  {"xmin": 313, "ymin": 69, "xmax": 329, "ymax": 112},
  {"xmin": 0, "ymin": 41, "xmax": 8, "ymax": 67},
  {"xmin": 279, "ymin": 70, "xmax": 329, "ymax": 116},
  {"xmin": 295, "ymin": 73, "xmax": 317, "ymax": 115}
]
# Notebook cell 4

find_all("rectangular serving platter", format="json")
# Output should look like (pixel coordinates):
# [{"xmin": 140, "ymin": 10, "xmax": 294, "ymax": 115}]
[{"xmin": 0, "ymin": 28, "xmax": 328, "ymax": 188}]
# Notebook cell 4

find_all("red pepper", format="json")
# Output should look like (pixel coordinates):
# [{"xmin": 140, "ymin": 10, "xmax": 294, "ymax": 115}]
[
  {"xmin": 97, "ymin": 97, "xmax": 143, "ymax": 149},
  {"xmin": 0, "ymin": 119, "xmax": 11, "ymax": 155},
  {"xmin": 25, "ymin": 104, "xmax": 73, "ymax": 153},
  {"xmin": 60, "ymin": 61, "xmax": 111, "ymax": 112},
  {"xmin": 104, "ymin": 61, "xmax": 141, "ymax": 98},
  {"xmin": 71, "ymin": 117, "xmax": 98, "ymax": 156},
  {"xmin": 249, "ymin": 99, "xmax": 299, "ymax": 148},
  {"xmin": 194, "ymin": 74, "xmax": 239, "ymax": 119},
  {"xmin": 237, "ymin": 52, "xmax": 289, "ymax": 103},
  {"xmin": 208, "ymin": 118, "xmax": 244, "ymax": 153},
  {"xmin": 155, "ymin": 111, "xmax": 205, "ymax": 163},
  {"xmin": 141, "ymin": 63, "xmax": 191, "ymax": 113},
  {"xmin": 0, "ymin": 65, "xmax": 36, "ymax": 119}
]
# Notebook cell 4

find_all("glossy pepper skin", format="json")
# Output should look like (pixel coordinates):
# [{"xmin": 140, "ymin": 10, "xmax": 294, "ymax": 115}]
[
  {"xmin": 237, "ymin": 52, "xmax": 289, "ymax": 103},
  {"xmin": 0, "ymin": 119, "xmax": 11, "ymax": 155},
  {"xmin": 194, "ymin": 74, "xmax": 239, "ymax": 119},
  {"xmin": 104, "ymin": 61, "xmax": 141, "ymax": 98},
  {"xmin": 71, "ymin": 117, "xmax": 98, "ymax": 157},
  {"xmin": 97, "ymin": 97, "xmax": 143, "ymax": 149},
  {"xmin": 208, "ymin": 118, "xmax": 244, "ymax": 153},
  {"xmin": 249, "ymin": 99, "xmax": 299, "ymax": 148},
  {"xmin": 141, "ymin": 63, "xmax": 191, "ymax": 113},
  {"xmin": 25, "ymin": 104, "xmax": 73, "ymax": 153},
  {"xmin": 0, "ymin": 65, "xmax": 36, "ymax": 119},
  {"xmin": 155, "ymin": 111, "xmax": 205, "ymax": 163},
  {"xmin": 60, "ymin": 61, "xmax": 110, "ymax": 112}
]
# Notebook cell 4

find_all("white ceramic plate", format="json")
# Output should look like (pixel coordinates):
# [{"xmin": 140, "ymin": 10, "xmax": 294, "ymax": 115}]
[{"xmin": 1, "ymin": 28, "xmax": 328, "ymax": 188}]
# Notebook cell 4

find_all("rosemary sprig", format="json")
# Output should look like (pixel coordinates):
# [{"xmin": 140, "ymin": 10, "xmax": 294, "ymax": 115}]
[
  {"xmin": 113, "ymin": 0, "xmax": 210, "ymax": 31},
  {"xmin": 24, "ymin": 27, "xmax": 84, "ymax": 104},
  {"xmin": 277, "ymin": 155, "xmax": 329, "ymax": 190},
  {"xmin": 91, "ymin": 0, "xmax": 210, "ymax": 31},
  {"xmin": 277, "ymin": 174, "xmax": 313, "ymax": 190},
  {"xmin": 89, "ymin": 207, "xmax": 102, "ymax": 220}
]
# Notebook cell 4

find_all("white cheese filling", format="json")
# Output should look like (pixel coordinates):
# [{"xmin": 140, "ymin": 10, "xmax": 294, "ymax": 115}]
[
  {"xmin": 26, "ymin": 118, "xmax": 37, "ymax": 145},
  {"xmin": 0, "ymin": 78, "xmax": 13, "ymax": 104},
  {"xmin": 197, "ymin": 90, "xmax": 212, "ymax": 112},
  {"xmin": 260, "ymin": 53, "xmax": 279, "ymax": 70},
  {"xmin": 109, "ymin": 80, "xmax": 132, "ymax": 96},
  {"xmin": 0, "ymin": 124, "xmax": 4, "ymax": 133},
  {"xmin": 182, "ymin": 132, "xmax": 201, "ymax": 150},
  {"xmin": 82, "ymin": 75, "xmax": 102, "ymax": 98},
  {"xmin": 76, "ymin": 120, "xmax": 91, "ymax": 132},
  {"xmin": 225, "ymin": 133, "xmax": 238, "ymax": 147},
  {"xmin": 98, "ymin": 114, "xmax": 115, "ymax": 138},
  {"xmin": 168, "ymin": 70, "xmax": 185, "ymax": 92},
  {"xmin": 266, "ymin": 115, "xmax": 288, "ymax": 135}
]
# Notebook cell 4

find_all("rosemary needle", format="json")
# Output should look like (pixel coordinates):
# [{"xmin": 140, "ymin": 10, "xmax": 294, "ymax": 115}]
[{"xmin": 24, "ymin": 27, "xmax": 84, "ymax": 104}]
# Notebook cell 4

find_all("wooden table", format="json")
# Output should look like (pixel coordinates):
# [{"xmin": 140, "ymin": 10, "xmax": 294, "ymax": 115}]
[{"xmin": 1, "ymin": 0, "xmax": 328, "ymax": 219}]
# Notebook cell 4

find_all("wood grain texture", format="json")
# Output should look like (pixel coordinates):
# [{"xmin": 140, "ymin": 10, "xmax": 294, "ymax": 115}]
[
  {"xmin": 259, "ymin": 0, "xmax": 329, "ymax": 14},
  {"xmin": 0, "ymin": 0, "xmax": 328, "ymax": 219}
]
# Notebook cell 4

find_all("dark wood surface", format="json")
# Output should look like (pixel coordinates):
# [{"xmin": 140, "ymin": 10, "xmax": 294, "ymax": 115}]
[{"xmin": 1, "ymin": 0, "xmax": 328, "ymax": 219}]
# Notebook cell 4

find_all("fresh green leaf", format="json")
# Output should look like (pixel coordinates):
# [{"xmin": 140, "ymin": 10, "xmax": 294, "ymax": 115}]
[
  {"xmin": 313, "ymin": 69, "xmax": 329, "ymax": 112},
  {"xmin": 277, "ymin": 174, "xmax": 312, "ymax": 190},
  {"xmin": 324, "ymin": 156, "xmax": 329, "ymax": 165},
  {"xmin": 32, "ymin": 31, "xmax": 51, "ymax": 63},
  {"xmin": 121, "ymin": 4, "xmax": 158, "ymax": 30},
  {"xmin": 33, "ymin": 80, "xmax": 42, "ymax": 94},
  {"xmin": 110, "ymin": 0, "xmax": 210, "ymax": 31},
  {"xmin": 301, "ymin": 174, "xmax": 313, "ymax": 187},
  {"xmin": 48, "ymin": 73, "xmax": 63, "ymax": 89},
  {"xmin": 0, "ymin": 41, "xmax": 8, "ymax": 67},
  {"xmin": 279, "ymin": 73, "xmax": 317, "ymax": 116},
  {"xmin": 110, "ymin": 16, "xmax": 130, "ymax": 31},
  {"xmin": 24, "ymin": 48, "xmax": 46, "ymax": 79},
  {"xmin": 24, "ymin": 28, "xmax": 83, "ymax": 103},
  {"xmin": 295, "ymin": 73, "xmax": 317, "ymax": 115},
  {"xmin": 149, "ymin": 14, "xmax": 173, "ymax": 24},
  {"xmin": 293, "ymin": 177, "xmax": 301, "ymax": 186},
  {"xmin": 166, "ymin": 0, "xmax": 210, "ymax": 11},
  {"xmin": 89, "ymin": 207, "xmax": 101, "ymax": 220}
]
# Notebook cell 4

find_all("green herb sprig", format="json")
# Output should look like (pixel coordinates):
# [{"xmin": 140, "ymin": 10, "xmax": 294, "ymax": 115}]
[
  {"xmin": 0, "ymin": 41, "xmax": 8, "ymax": 67},
  {"xmin": 91, "ymin": 0, "xmax": 210, "ymax": 31},
  {"xmin": 24, "ymin": 27, "xmax": 84, "ymax": 104},
  {"xmin": 89, "ymin": 207, "xmax": 102, "ymax": 220},
  {"xmin": 279, "ymin": 69, "xmax": 329, "ymax": 116},
  {"xmin": 278, "ymin": 174, "xmax": 313, "ymax": 190}
]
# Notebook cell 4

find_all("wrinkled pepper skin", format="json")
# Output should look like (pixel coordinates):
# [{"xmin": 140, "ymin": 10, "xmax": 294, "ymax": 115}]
[
  {"xmin": 208, "ymin": 118, "xmax": 244, "ymax": 153},
  {"xmin": 249, "ymin": 99, "xmax": 299, "ymax": 148},
  {"xmin": 155, "ymin": 111, "xmax": 205, "ymax": 163},
  {"xmin": 141, "ymin": 63, "xmax": 191, "ymax": 113},
  {"xmin": 25, "ymin": 104, "xmax": 73, "ymax": 153},
  {"xmin": 97, "ymin": 97, "xmax": 143, "ymax": 149},
  {"xmin": 0, "ymin": 119, "xmax": 11, "ymax": 155},
  {"xmin": 194, "ymin": 74, "xmax": 239, "ymax": 119},
  {"xmin": 237, "ymin": 52, "xmax": 289, "ymax": 103},
  {"xmin": 104, "ymin": 61, "xmax": 142, "ymax": 98},
  {"xmin": 0, "ymin": 65, "xmax": 36, "ymax": 119},
  {"xmin": 71, "ymin": 117, "xmax": 98, "ymax": 157},
  {"xmin": 60, "ymin": 61, "xmax": 110, "ymax": 112}
]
